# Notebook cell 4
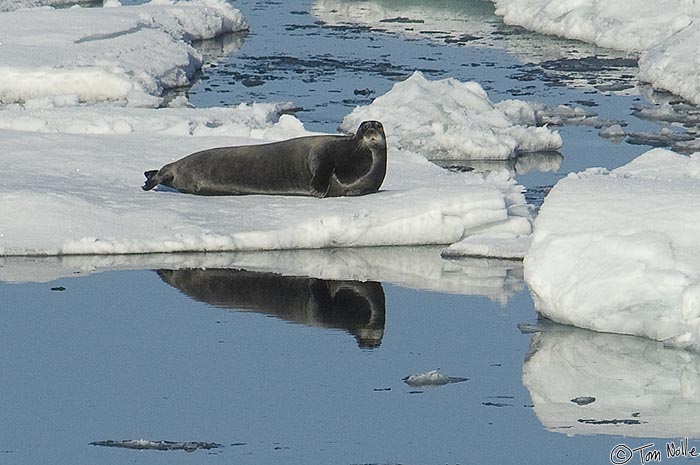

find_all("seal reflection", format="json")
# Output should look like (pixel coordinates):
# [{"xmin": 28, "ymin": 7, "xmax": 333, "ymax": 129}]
[{"xmin": 157, "ymin": 268, "xmax": 386, "ymax": 349}]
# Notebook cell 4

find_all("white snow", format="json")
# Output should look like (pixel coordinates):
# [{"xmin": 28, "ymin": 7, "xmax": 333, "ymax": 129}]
[
  {"xmin": 491, "ymin": 0, "xmax": 700, "ymax": 105},
  {"xmin": 342, "ymin": 71, "xmax": 562, "ymax": 160},
  {"xmin": 523, "ymin": 323, "xmax": 700, "ymax": 437},
  {"xmin": 525, "ymin": 148, "xmax": 700, "ymax": 349},
  {"xmin": 0, "ymin": 0, "xmax": 247, "ymax": 107}
]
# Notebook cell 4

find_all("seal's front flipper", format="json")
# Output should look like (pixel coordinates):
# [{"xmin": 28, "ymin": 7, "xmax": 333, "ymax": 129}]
[
  {"xmin": 310, "ymin": 166, "xmax": 333, "ymax": 198},
  {"xmin": 142, "ymin": 170, "xmax": 160, "ymax": 191}
]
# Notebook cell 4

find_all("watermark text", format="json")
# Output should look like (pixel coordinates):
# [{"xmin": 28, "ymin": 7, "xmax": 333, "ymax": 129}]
[{"xmin": 610, "ymin": 438, "xmax": 700, "ymax": 464}]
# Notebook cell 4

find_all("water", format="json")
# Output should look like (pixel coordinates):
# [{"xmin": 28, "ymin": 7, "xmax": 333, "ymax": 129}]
[
  {"xmin": 3, "ymin": 0, "xmax": 700, "ymax": 464},
  {"xmin": 0, "ymin": 253, "xmax": 611, "ymax": 465}
]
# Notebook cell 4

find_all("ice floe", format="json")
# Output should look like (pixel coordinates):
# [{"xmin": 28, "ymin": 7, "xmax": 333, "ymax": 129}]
[
  {"xmin": 1, "ymin": 61, "xmax": 534, "ymax": 258},
  {"xmin": 524, "ymin": 148, "xmax": 700, "ymax": 348},
  {"xmin": 0, "ymin": 0, "xmax": 247, "ymax": 107},
  {"xmin": 341, "ymin": 71, "xmax": 562, "ymax": 160},
  {"xmin": 90, "ymin": 439, "xmax": 222, "ymax": 452}
]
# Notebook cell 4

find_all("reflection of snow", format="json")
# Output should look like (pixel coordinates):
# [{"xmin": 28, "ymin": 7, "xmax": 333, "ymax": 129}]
[
  {"xmin": 523, "ymin": 322, "xmax": 700, "ymax": 438},
  {"xmin": 0, "ymin": 247, "xmax": 525, "ymax": 305},
  {"xmin": 311, "ymin": 0, "xmax": 612, "ymax": 63},
  {"xmin": 433, "ymin": 151, "xmax": 564, "ymax": 178},
  {"xmin": 492, "ymin": 0, "xmax": 700, "ymax": 105},
  {"xmin": 313, "ymin": 0, "xmax": 502, "ymax": 43},
  {"xmin": 525, "ymin": 148, "xmax": 700, "ymax": 348},
  {"xmin": 341, "ymin": 71, "xmax": 562, "ymax": 160}
]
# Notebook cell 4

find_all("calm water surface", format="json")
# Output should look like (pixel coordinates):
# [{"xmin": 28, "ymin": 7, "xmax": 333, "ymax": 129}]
[{"xmin": 3, "ymin": 1, "xmax": 700, "ymax": 464}]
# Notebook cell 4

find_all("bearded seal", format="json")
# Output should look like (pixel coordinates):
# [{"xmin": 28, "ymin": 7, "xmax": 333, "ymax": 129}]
[{"xmin": 142, "ymin": 120, "xmax": 387, "ymax": 197}]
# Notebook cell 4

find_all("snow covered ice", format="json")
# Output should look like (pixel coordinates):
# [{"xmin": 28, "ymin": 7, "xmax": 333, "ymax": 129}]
[
  {"xmin": 0, "ymin": 0, "xmax": 248, "ymax": 107},
  {"xmin": 525, "ymin": 149, "xmax": 700, "ymax": 349},
  {"xmin": 342, "ymin": 71, "xmax": 562, "ymax": 160},
  {"xmin": 0, "ymin": 107, "xmax": 530, "ymax": 256}
]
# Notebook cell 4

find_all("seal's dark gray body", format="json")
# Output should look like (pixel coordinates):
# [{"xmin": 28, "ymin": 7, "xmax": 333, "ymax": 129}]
[{"xmin": 142, "ymin": 120, "xmax": 386, "ymax": 197}]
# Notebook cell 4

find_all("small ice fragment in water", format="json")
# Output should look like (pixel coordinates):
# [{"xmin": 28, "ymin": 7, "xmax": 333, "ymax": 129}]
[
  {"xmin": 598, "ymin": 124, "xmax": 625, "ymax": 139},
  {"xmin": 578, "ymin": 418, "xmax": 641, "ymax": 425},
  {"xmin": 482, "ymin": 401, "xmax": 513, "ymax": 407},
  {"xmin": 89, "ymin": 439, "xmax": 223, "ymax": 452},
  {"xmin": 571, "ymin": 396, "xmax": 596, "ymax": 406},
  {"xmin": 402, "ymin": 369, "xmax": 468, "ymax": 387}
]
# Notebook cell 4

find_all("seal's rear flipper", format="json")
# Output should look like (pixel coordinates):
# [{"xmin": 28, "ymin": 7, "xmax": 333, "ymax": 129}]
[{"xmin": 142, "ymin": 170, "xmax": 160, "ymax": 191}]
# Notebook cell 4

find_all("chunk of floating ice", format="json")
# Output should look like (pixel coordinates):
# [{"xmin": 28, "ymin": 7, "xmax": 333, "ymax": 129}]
[
  {"xmin": 402, "ymin": 369, "xmax": 468, "ymax": 387},
  {"xmin": 341, "ymin": 71, "xmax": 562, "ymax": 160},
  {"xmin": 0, "ymin": 0, "xmax": 248, "ymax": 107},
  {"xmin": 89, "ymin": 439, "xmax": 223, "ymax": 452},
  {"xmin": 0, "ymin": 101, "xmax": 532, "ymax": 257},
  {"xmin": 525, "ymin": 148, "xmax": 700, "ymax": 348},
  {"xmin": 570, "ymin": 396, "xmax": 596, "ymax": 406},
  {"xmin": 598, "ymin": 124, "xmax": 625, "ymax": 139}
]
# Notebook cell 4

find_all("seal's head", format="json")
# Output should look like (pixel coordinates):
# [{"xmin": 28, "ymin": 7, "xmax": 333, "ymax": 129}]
[{"xmin": 355, "ymin": 120, "xmax": 386, "ymax": 150}]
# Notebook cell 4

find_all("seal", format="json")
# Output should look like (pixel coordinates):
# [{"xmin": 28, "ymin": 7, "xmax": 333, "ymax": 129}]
[{"xmin": 142, "ymin": 120, "xmax": 387, "ymax": 197}]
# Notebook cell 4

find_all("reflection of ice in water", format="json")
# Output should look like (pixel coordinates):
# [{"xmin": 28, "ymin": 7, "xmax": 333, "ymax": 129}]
[
  {"xmin": 433, "ymin": 151, "xmax": 563, "ymax": 177},
  {"xmin": 312, "ymin": 0, "xmax": 630, "ymax": 63},
  {"xmin": 522, "ymin": 322, "xmax": 700, "ymax": 438},
  {"xmin": 192, "ymin": 31, "xmax": 247, "ymax": 64},
  {"xmin": 0, "ymin": 247, "xmax": 524, "ymax": 305}
]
